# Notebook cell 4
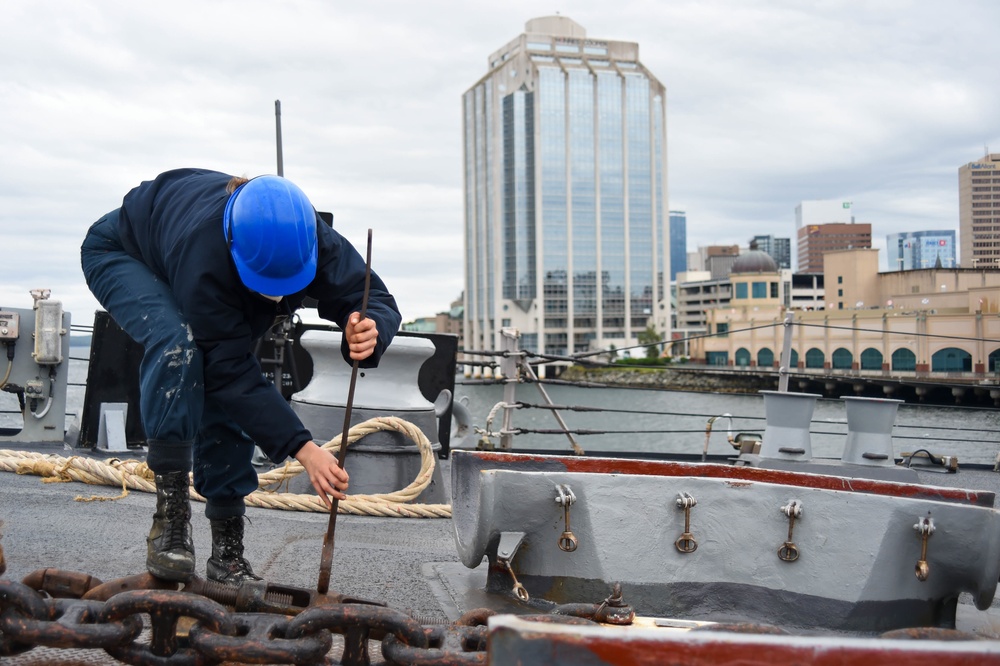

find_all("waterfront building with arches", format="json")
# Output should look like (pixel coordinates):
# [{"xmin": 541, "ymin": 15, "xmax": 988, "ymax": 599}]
[{"xmin": 693, "ymin": 248, "xmax": 1000, "ymax": 377}]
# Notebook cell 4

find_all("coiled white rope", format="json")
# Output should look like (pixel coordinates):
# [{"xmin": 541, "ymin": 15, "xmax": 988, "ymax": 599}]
[{"xmin": 0, "ymin": 416, "xmax": 451, "ymax": 519}]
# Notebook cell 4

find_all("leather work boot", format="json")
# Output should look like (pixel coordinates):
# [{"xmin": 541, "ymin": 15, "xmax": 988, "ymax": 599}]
[
  {"xmin": 146, "ymin": 471, "xmax": 195, "ymax": 581},
  {"xmin": 206, "ymin": 516, "xmax": 264, "ymax": 585}
]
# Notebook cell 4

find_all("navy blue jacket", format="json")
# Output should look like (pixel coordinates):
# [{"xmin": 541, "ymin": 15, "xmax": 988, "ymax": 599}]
[{"xmin": 117, "ymin": 168, "xmax": 401, "ymax": 462}]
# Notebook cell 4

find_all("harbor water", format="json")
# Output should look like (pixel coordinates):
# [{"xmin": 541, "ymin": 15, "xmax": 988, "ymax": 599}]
[
  {"xmin": 2, "ymin": 353, "xmax": 999, "ymax": 467},
  {"xmin": 453, "ymin": 380, "xmax": 1000, "ymax": 467}
]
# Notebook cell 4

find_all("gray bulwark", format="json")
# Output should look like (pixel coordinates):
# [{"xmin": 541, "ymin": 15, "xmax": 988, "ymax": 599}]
[
  {"xmin": 451, "ymin": 450, "xmax": 1000, "ymax": 633},
  {"xmin": 290, "ymin": 330, "xmax": 448, "ymax": 503}
]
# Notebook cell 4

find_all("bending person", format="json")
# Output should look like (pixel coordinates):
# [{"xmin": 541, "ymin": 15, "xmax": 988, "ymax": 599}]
[{"xmin": 80, "ymin": 168, "xmax": 401, "ymax": 584}]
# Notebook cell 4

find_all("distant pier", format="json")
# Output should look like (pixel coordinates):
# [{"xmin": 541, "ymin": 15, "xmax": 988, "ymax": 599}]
[{"xmin": 556, "ymin": 364, "xmax": 1000, "ymax": 407}]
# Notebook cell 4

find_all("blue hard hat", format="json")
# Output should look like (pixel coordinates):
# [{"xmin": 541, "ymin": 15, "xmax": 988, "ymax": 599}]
[{"xmin": 223, "ymin": 175, "xmax": 319, "ymax": 296}]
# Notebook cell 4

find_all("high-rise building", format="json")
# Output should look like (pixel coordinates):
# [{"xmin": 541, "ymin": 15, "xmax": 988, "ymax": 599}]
[
  {"xmin": 669, "ymin": 211, "xmax": 687, "ymax": 281},
  {"xmin": 462, "ymin": 16, "xmax": 669, "ymax": 357},
  {"xmin": 959, "ymin": 153, "xmax": 1000, "ymax": 269},
  {"xmin": 795, "ymin": 199, "xmax": 854, "ymax": 230},
  {"xmin": 750, "ymin": 234, "xmax": 791, "ymax": 269},
  {"xmin": 797, "ymin": 223, "xmax": 872, "ymax": 274},
  {"xmin": 886, "ymin": 230, "xmax": 956, "ymax": 271}
]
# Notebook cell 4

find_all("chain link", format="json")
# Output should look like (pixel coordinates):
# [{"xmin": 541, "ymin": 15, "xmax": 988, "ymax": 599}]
[{"xmin": 190, "ymin": 612, "xmax": 333, "ymax": 664}]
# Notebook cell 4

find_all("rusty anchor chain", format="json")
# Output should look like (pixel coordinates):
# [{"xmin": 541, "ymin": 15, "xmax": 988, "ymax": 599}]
[{"xmin": 1, "ymin": 569, "xmax": 636, "ymax": 665}]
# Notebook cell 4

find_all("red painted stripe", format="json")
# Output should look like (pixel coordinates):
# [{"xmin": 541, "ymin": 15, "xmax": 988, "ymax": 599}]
[{"xmin": 469, "ymin": 451, "xmax": 989, "ymax": 506}]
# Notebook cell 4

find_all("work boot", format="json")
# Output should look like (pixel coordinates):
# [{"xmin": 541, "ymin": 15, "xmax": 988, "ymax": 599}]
[
  {"xmin": 206, "ymin": 516, "xmax": 264, "ymax": 585},
  {"xmin": 146, "ymin": 471, "xmax": 195, "ymax": 581}
]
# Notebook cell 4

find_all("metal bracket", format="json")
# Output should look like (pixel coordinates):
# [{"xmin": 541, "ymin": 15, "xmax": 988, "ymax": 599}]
[
  {"xmin": 497, "ymin": 531, "xmax": 529, "ymax": 601},
  {"xmin": 555, "ymin": 484, "xmax": 578, "ymax": 552},
  {"xmin": 914, "ymin": 515, "xmax": 935, "ymax": 581},
  {"xmin": 778, "ymin": 499, "xmax": 802, "ymax": 562},
  {"xmin": 675, "ymin": 492, "xmax": 698, "ymax": 553}
]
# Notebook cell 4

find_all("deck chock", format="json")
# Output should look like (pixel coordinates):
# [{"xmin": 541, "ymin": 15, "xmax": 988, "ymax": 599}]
[{"xmin": 97, "ymin": 402, "xmax": 129, "ymax": 452}]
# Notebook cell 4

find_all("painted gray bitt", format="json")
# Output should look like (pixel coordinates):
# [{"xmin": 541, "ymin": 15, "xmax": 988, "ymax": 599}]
[
  {"xmin": 451, "ymin": 450, "xmax": 1000, "ymax": 632},
  {"xmin": 290, "ymin": 329, "xmax": 447, "ymax": 503}
]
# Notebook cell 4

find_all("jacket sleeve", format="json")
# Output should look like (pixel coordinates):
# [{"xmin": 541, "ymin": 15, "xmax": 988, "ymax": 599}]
[{"xmin": 308, "ymin": 223, "xmax": 402, "ymax": 367}]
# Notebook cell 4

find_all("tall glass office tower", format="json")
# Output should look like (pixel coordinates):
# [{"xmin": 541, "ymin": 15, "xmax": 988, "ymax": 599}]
[
  {"xmin": 463, "ymin": 16, "xmax": 669, "ymax": 359},
  {"xmin": 669, "ymin": 211, "xmax": 687, "ymax": 281}
]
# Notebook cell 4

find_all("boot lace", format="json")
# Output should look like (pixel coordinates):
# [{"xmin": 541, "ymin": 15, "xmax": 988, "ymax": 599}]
[
  {"xmin": 161, "ymin": 501, "xmax": 191, "ymax": 551},
  {"xmin": 213, "ymin": 518, "xmax": 262, "ymax": 580}
]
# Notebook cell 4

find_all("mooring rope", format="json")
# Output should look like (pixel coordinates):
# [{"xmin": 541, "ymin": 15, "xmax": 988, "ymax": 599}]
[{"xmin": 0, "ymin": 415, "xmax": 451, "ymax": 519}]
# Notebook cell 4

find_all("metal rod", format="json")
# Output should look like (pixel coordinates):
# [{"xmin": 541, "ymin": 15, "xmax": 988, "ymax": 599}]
[
  {"xmin": 520, "ymin": 361, "xmax": 584, "ymax": 455},
  {"xmin": 275, "ymin": 100, "xmax": 284, "ymax": 177},
  {"xmin": 778, "ymin": 311, "xmax": 794, "ymax": 392},
  {"xmin": 317, "ymin": 229, "xmax": 373, "ymax": 594},
  {"xmin": 499, "ymin": 329, "xmax": 519, "ymax": 450}
]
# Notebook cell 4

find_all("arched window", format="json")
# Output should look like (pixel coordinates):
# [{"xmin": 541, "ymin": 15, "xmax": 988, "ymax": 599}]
[
  {"xmin": 990, "ymin": 349, "xmax": 1000, "ymax": 373},
  {"xmin": 757, "ymin": 348, "xmax": 775, "ymax": 367},
  {"xmin": 789, "ymin": 349, "xmax": 799, "ymax": 368},
  {"xmin": 735, "ymin": 348, "xmax": 751, "ymax": 366},
  {"xmin": 805, "ymin": 348, "xmax": 825, "ymax": 369},
  {"xmin": 931, "ymin": 347, "xmax": 971, "ymax": 372},
  {"xmin": 831, "ymin": 348, "xmax": 853, "ymax": 370},
  {"xmin": 891, "ymin": 348, "xmax": 916, "ymax": 371},
  {"xmin": 860, "ymin": 348, "xmax": 883, "ymax": 371}
]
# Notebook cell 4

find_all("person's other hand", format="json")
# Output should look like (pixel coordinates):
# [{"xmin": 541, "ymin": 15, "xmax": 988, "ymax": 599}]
[
  {"xmin": 345, "ymin": 312, "xmax": 378, "ymax": 361},
  {"xmin": 294, "ymin": 441, "xmax": 349, "ymax": 508}
]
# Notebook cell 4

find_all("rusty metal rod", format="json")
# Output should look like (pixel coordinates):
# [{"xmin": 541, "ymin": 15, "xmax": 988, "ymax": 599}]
[{"xmin": 317, "ymin": 229, "xmax": 373, "ymax": 594}]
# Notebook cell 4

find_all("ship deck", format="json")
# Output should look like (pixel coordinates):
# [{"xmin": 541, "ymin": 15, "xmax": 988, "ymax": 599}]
[{"xmin": 4, "ymin": 447, "xmax": 1000, "ymax": 664}]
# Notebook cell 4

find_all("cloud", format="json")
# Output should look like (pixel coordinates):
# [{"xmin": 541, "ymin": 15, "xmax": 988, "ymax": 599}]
[{"xmin": 1, "ymin": 0, "xmax": 998, "ymax": 325}]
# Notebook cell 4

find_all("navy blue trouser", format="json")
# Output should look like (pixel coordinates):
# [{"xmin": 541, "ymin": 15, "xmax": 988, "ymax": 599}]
[{"xmin": 81, "ymin": 211, "xmax": 258, "ymax": 519}]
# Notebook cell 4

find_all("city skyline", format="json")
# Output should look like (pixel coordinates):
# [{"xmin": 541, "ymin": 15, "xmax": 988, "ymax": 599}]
[{"xmin": 1, "ymin": 2, "xmax": 998, "ymax": 325}]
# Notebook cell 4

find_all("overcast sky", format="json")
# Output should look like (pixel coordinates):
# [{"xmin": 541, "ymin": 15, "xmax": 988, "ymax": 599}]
[{"xmin": 2, "ymin": 1, "xmax": 998, "ymax": 328}]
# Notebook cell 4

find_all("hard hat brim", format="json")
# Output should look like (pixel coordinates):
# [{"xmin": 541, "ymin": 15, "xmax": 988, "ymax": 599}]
[{"xmin": 233, "ymin": 244, "xmax": 318, "ymax": 297}]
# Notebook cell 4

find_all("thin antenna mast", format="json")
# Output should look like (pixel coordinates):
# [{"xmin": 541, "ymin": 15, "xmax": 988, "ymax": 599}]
[{"xmin": 275, "ymin": 100, "xmax": 284, "ymax": 177}]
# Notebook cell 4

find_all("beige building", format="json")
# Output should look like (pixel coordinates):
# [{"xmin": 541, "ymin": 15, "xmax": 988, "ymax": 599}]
[
  {"xmin": 694, "ymin": 248, "xmax": 1000, "ymax": 375},
  {"xmin": 959, "ymin": 153, "xmax": 1000, "ymax": 269}
]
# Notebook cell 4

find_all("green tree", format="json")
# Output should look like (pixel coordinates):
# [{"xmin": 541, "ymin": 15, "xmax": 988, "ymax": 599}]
[{"xmin": 637, "ymin": 325, "xmax": 662, "ymax": 360}]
